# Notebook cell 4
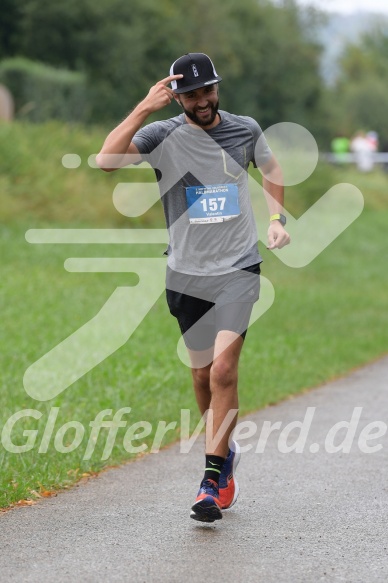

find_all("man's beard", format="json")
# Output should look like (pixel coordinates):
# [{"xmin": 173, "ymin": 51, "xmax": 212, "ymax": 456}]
[{"xmin": 180, "ymin": 100, "xmax": 220, "ymax": 127}]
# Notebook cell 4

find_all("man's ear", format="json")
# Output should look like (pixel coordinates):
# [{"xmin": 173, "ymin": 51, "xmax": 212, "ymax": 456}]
[{"xmin": 173, "ymin": 94, "xmax": 183, "ymax": 107}]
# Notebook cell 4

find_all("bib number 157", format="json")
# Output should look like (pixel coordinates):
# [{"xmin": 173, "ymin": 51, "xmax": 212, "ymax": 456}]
[{"xmin": 200, "ymin": 197, "xmax": 226, "ymax": 212}]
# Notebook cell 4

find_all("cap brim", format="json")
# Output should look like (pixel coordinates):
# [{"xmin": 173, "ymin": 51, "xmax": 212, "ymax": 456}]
[{"xmin": 173, "ymin": 76, "xmax": 222, "ymax": 94}]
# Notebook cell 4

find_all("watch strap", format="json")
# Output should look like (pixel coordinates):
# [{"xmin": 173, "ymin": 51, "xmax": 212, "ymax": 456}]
[{"xmin": 270, "ymin": 213, "xmax": 286, "ymax": 226}]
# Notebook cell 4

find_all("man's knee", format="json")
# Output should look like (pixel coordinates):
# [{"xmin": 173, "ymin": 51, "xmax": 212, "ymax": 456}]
[
  {"xmin": 192, "ymin": 366, "xmax": 211, "ymax": 388},
  {"xmin": 210, "ymin": 358, "xmax": 237, "ymax": 389}
]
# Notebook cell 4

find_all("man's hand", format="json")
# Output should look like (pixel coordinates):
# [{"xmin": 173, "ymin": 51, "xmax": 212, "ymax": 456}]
[
  {"xmin": 142, "ymin": 74, "xmax": 183, "ymax": 113},
  {"xmin": 267, "ymin": 221, "xmax": 291, "ymax": 250},
  {"xmin": 96, "ymin": 74, "xmax": 183, "ymax": 172}
]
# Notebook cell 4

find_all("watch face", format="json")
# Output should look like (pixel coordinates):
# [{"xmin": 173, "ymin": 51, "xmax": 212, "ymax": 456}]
[{"xmin": 279, "ymin": 214, "xmax": 286, "ymax": 226}]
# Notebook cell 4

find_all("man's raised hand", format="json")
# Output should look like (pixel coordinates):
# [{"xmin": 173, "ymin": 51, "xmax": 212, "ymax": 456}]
[{"xmin": 143, "ymin": 75, "xmax": 183, "ymax": 113}]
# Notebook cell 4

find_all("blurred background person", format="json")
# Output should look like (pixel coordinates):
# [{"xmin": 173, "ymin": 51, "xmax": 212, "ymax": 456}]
[
  {"xmin": 350, "ymin": 131, "xmax": 375, "ymax": 172},
  {"xmin": 331, "ymin": 133, "xmax": 350, "ymax": 164},
  {"xmin": 366, "ymin": 131, "xmax": 379, "ymax": 152}
]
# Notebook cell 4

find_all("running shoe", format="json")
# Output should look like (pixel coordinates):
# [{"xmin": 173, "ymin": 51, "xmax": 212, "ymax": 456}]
[
  {"xmin": 190, "ymin": 479, "xmax": 223, "ymax": 522},
  {"xmin": 219, "ymin": 439, "xmax": 241, "ymax": 509}
]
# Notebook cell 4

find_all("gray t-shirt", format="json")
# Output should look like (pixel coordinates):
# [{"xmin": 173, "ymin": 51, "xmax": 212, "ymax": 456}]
[{"xmin": 132, "ymin": 110, "xmax": 272, "ymax": 275}]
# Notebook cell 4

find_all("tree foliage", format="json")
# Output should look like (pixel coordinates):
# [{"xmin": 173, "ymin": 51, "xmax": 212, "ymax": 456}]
[
  {"xmin": 0, "ymin": 0, "xmax": 328, "ymax": 141},
  {"xmin": 333, "ymin": 27, "xmax": 388, "ymax": 143},
  {"xmin": 0, "ymin": 0, "xmax": 23, "ymax": 58}
]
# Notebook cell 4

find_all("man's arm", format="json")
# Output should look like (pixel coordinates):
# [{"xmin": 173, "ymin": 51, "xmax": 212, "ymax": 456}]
[
  {"xmin": 96, "ymin": 74, "xmax": 183, "ymax": 172},
  {"xmin": 259, "ymin": 155, "xmax": 291, "ymax": 250}
]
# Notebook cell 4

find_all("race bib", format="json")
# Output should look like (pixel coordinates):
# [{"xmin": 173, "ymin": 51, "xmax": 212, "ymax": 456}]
[{"xmin": 185, "ymin": 184, "xmax": 240, "ymax": 224}]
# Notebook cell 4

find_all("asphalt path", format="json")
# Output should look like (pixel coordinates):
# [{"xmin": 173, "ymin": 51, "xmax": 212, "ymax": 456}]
[{"xmin": 1, "ymin": 357, "xmax": 388, "ymax": 582}]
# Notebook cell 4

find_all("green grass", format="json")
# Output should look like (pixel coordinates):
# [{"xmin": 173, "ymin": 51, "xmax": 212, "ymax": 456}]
[{"xmin": 1, "ymin": 121, "xmax": 388, "ymax": 508}]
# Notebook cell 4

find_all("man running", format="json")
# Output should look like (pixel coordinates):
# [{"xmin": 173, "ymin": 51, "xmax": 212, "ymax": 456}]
[{"xmin": 97, "ymin": 53, "xmax": 290, "ymax": 522}]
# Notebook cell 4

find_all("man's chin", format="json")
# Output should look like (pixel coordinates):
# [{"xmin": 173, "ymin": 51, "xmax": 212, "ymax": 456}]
[
  {"xmin": 183, "ymin": 103, "xmax": 219, "ymax": 128},
  {"xmin": 190, "ymin": 111, "xmax": 218, "ymax": 127},
  {"xmin": 196, "ymin": 116, "xmax": 215, "ymax": 127}
]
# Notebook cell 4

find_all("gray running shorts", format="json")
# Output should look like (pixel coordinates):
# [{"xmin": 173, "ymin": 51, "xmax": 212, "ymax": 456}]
[{"xmin": 166, "ymin": 263, "xmax": 261, "ymax": 350}]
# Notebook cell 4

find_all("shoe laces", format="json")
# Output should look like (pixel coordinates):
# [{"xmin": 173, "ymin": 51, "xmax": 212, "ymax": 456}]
[{"xmin": 200, "ymin": 479, "xmax": 219, "ymax": 497}]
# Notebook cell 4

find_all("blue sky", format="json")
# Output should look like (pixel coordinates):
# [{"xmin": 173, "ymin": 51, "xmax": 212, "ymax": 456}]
[{"xmin": 296, "ymin": 0, "xmax": 388, "ymax": 14}]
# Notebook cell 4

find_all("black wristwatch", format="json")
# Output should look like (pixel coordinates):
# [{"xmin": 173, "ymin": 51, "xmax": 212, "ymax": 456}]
[{"xmin": 270, "ymin": 213, "xmax": 287, "ymax": 226}]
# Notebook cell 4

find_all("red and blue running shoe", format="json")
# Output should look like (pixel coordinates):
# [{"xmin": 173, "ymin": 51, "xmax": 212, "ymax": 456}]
[
  {"xmin": 190, "ymin": 479, "xmax": 223, "ymax": 523},
  {"xmin": 219, "ymin": 440, "xmax": 241, "ymax": 510}
]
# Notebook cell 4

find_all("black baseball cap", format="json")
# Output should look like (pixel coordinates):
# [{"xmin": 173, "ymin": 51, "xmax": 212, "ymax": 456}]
[{"xmin": 169, "ymin": 53, "xmax": 222, "ymax": 94}]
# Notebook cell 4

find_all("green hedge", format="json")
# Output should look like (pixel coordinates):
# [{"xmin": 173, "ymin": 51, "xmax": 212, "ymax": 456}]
[{"xmin": 0, "ymin": 57, "xmax": 89, "ymax": 122}]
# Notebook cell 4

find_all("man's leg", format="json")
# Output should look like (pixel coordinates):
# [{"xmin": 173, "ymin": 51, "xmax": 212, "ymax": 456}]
[
  {"xmin": 187, "ymin": 305, "xmax": 250, "ymax": 457},
  {"xmin": 206, "ymin": 330, "xmax": 243, "ymax": 458},
  {"xmin": 189, "ymin": 330, "xmax": 244, "ymax": 522},
  {"xmin": 188, "ymin": 330, "xmax": 243, "ymax": 454},
  {"xmin": 189, "ymin": 349, "xmax": 213, "ymax": 416}
]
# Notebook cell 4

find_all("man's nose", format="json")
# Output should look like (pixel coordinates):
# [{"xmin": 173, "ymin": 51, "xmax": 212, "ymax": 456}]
[{"xmin": 197, "ymin": 94, "xmax": 208, "ymax": 107}]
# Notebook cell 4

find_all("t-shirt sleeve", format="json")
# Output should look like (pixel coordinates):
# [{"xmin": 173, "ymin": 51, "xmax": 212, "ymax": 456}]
[
  {"xmin": 132, "ymin": 120, "xmax": 175, "ymax": 167},
  {"xmin": 132, "ymin": 123, "xmax": 161, "ymax": 156},
  {"xmin": 245, "ymin": 117, "xmax": 272, "ymax": 168}
]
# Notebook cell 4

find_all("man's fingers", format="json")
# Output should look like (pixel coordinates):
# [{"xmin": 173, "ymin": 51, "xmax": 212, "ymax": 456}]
[
  {"xmin": 267, "ymin": 227, "xmax": 291, "ymax": 249},
  {"xmin": 160, "ymin": 74, "xmax": 184, "ymax": 86},
  {"xmin": 267, "ymin": 234, "xmax": 276, "ymax": 249},
  {"xmin": 268, "ymin": 234, "xmax": 291, "ymax": 249}
]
